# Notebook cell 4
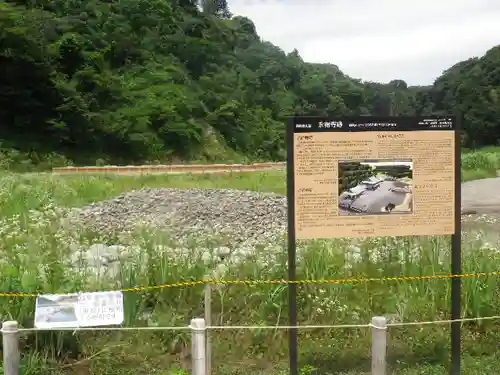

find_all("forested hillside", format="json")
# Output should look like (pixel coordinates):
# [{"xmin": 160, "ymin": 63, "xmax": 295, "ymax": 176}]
[
  {"xmin": 0, "ymin": 0, "xmax": 499, "ymax": 168},
  {"xmin": 418, "ymin": 48, "xmax": 500, "ymax": 148}
]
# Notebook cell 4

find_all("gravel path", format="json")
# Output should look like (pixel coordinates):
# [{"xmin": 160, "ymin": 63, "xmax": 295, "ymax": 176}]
[
  {"xmin": 462, "ymin": 177, "xmax": 500, "ymax": 214},
  {"xmin": 461, "ymin": 178, "xmax": 500, "ymax": 242}
]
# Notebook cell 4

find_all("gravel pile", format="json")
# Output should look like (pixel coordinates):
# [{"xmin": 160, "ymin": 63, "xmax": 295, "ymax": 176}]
[
  {"xmin": 67, "ymin": 188, "xmax": 288, "ymax": 278},
  {"xmin": 72, "ymin": 188, "xmax": 287, "ymax": 243}
]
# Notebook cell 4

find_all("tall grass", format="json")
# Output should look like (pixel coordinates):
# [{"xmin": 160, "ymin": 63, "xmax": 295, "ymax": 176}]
[
  {"xmin": 1, "ymin": 213, "xmax": 500, "ymax": 375},
  {"xmin": 1, "ymin": 148, "xmax": 500, "ymax": 374},
  {"xmin": 461, "ymin": 146, "xmax": 500, "ymax": 181}
]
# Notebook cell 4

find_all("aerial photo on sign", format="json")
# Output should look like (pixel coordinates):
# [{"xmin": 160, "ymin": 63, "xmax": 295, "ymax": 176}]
[
  {"xmin": 35, "ymin": 293, "xmax": 80, "ymax": 328},
  {"xmin": 338, "ymin": 159, "xmax": 413, "ymax": 216}
]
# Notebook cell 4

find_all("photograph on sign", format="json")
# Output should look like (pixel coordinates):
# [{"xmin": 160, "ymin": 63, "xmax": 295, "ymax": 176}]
[
  {"xmin": 35, "ymin": 293, "xmax": 80, "ymax": 329},
  {"xmin": 338, "ymin": 159, "xmax": 413, "ymax": 216},
  {"xmin": 35, "ymin": 291, "xmax": 124, "ymax": 329},
  {"xmin": 291, "ymin": 116, "xmax": 456, "ymax": 239}
]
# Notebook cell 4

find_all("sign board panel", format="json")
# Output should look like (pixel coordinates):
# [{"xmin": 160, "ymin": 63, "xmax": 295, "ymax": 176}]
[
  {"xmin": 290, "ymin": 116, "xmax": 456, "ymax": 239},
  {"xmin": 34, "ymin": 291, "xmax": 124, "ymax": 329}
]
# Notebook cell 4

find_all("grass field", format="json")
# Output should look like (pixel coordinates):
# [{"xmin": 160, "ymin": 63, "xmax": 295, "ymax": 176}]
[
  {"xmin": 461, "ymin": 146, "xmax": 500, "ymax": 181},
  {"xmin": 1, "ymin": 148, "xmax": 500, "ymax": 375}
]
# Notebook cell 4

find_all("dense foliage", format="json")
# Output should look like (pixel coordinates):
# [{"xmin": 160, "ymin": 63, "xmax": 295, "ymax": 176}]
[
  {"xmin": 0, "ymin": 0, "xmax": 498, "ymax": 167},
  {"xmin": 420, "ymin": 48, "xmax": 500, "ymax": 148},
  {"xmin": 338, "ymin": 162, "xmax": 372, "ymax": 193},
  {"xmin": 373, "ymin": 165, "xmax": 412, "ymax": 179}
]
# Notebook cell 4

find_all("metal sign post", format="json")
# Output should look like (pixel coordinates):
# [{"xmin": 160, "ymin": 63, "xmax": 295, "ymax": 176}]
[
  {"xmin": 450, "ymin": 119, "xmax": 462, "ymax": 375},
  {"xmin": 286, "ymin": 117, "xmax": 298, "ymax": 375}
]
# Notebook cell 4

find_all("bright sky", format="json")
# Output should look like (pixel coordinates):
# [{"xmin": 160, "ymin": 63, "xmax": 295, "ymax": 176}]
[{"xmin": 229, "ymin": 0, "xmax": 500, "ymax": 85}]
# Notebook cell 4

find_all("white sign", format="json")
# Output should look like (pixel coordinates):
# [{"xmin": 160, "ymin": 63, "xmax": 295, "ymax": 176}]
[{"xmin": 34, "ymin": 291, "xmax": 124, "ymax": 329}]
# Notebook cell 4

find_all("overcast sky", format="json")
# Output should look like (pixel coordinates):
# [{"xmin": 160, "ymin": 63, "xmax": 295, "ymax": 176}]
[{"xmin": 229, "ymin": 0, "xmax": 500, "ymax": 85}]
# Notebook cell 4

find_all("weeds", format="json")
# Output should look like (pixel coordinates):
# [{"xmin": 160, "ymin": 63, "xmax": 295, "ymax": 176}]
[
  {"xmin": 461, "ymin": 146, "xmax": 500, "ymax": 181},
  {"xmin": 1, "ymin": 148, "xmax": 500, "ymax": 374}
]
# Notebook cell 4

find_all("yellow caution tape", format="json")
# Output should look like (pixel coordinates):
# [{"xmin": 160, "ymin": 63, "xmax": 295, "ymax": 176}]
[{"xmin": 1, "ymin": 271, "xmax": 499, "ymax": 298}]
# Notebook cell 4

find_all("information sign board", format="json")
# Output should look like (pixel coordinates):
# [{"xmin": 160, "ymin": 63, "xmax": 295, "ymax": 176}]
[
  {"xmin": 286, "ymin": 116, "xmax": 461, "ymax": 375},
  {"xmin": 291, "ymin": 116, "xmax": 456, "ymax": 239},
  {"xmin": 34, "ymin": 291, "xmax": 124, "ymax": 329}
]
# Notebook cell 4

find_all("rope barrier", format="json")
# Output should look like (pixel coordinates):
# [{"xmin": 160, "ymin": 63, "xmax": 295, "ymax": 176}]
[
  {"xmin": 1, "ymin": 270, "xmax": 499, "ymax": 297},
  {"xmin": 8, "ymin": 315, "xmax": 500, "ymax": 333},
  {"xmin": 15, "ymin": 326, "xmax": 192, "ymax": 332},
  {"xmin": 206, "ymin": 315, "xmax": 500, "ymax": 330}
]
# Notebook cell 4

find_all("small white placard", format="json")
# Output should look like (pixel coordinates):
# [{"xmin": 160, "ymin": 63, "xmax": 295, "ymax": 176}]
[{"xmin": 35, "ymin": 291, "xmax": 124, "ymax": 329}]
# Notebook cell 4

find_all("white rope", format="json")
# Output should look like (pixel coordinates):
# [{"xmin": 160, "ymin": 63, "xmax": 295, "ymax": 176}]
[
  {"xmin": 16, "ymin": 326, "xmax": 191, "ymax": 333},
  {"xmin": 386, "ymin": 315, "xmax": 500, "ymax": 327},
  {"xmin": 207, "ymin": 324, "xmax": 370, "ymax": 330},
  {"xmin": 9, "ymin": 315, "xmax": 500, "ymax": 333}
]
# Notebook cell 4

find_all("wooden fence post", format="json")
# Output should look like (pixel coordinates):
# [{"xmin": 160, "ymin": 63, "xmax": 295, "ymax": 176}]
[
  {"xmin": 2, "ymin": 321, "xmax": 20, "ymax": 375},
  {"xmin": 191, "ymin": 318, "xmax": 206, "ymax": 375},
  {"xmin": 371, "ymin": 316, "xmax": 387, "ymax": 375}
]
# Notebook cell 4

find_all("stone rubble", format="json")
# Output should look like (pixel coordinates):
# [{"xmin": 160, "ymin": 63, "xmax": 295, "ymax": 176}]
[{"xmin": 67, "ymin": 188, "xmax": 288, "ymax": 279}]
